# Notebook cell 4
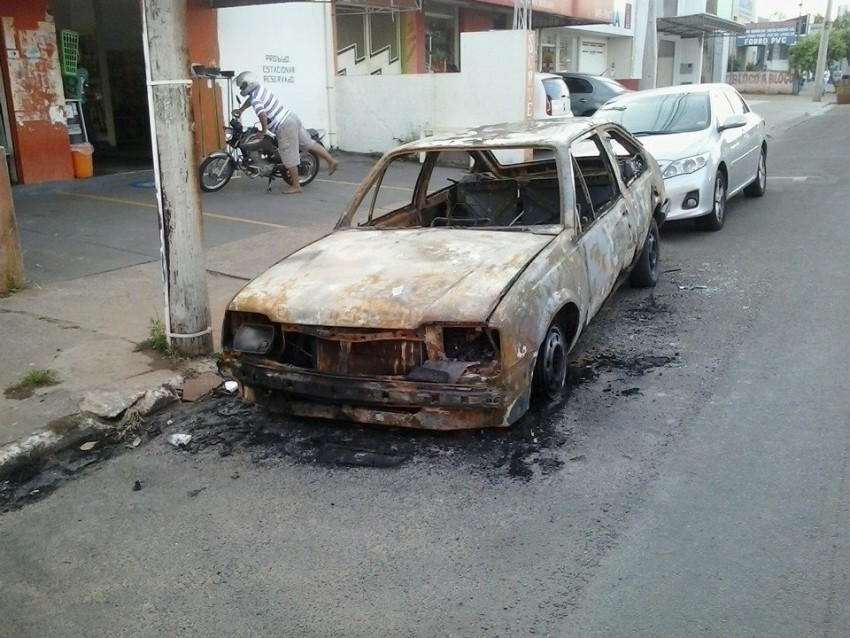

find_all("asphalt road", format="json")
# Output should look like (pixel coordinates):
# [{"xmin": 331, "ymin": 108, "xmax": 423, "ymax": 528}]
[{"xmin": 2, "ymin": 106, "xmax": 849, "ymax": 637}]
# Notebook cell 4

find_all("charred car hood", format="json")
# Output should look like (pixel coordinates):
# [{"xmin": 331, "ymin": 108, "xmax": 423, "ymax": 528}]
[{"xmin": 229, "ymin": 229, "xmax": 554, "ymax": 328}]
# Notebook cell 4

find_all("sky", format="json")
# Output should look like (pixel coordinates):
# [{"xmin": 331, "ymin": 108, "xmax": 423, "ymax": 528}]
[{"xmin": 756, "ymin": 0, "xmax": 837, "ymax": 20}]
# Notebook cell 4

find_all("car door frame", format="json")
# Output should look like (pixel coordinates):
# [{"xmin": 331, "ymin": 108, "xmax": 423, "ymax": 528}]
[
  {"xmin": 570, "ymin": 129, "xmax": 633, "ymax": 320},
  {"xmin": 723, "ymin": 87, "xmax": 762, "ymax": 193},
  {"xmin": 712, "ymin": 88, "xmax": 747, "ymax": 193}
]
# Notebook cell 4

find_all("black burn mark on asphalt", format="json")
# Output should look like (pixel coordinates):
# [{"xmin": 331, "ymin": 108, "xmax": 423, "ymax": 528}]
[{"xmin": 1, "ymin": 293, "xmax": 680, "ymax": 509}]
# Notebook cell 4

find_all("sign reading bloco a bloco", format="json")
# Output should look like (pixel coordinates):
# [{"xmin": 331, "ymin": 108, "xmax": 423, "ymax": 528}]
[{"xmin": 727, "ymin": 71, "xmax": 794, "ymax": 94}]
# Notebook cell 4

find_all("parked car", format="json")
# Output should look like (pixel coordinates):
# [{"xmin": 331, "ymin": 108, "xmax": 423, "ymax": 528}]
[
  {"xmin": 559, "ymin": 72, "xmax": 631, "ymax": 116},
  {"xmin": 596, "ymin": 83, "xmax": 766, "ymax": 231},
  {"xmin": 221, "ymin": 119, "xmax": 668, "ymax": 430},
  {"xmin": 534, "ymin": 72, "xmax": 572, "ymax": 119}
]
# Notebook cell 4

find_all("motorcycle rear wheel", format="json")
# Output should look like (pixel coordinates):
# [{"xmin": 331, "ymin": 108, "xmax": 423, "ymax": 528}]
[
  {"xmin": 282, "ymin": 150, "xmax": 320, "ymax": 187},
  {"xmin": 199, "ymin": 156, "xmax": 235, "ymax": 192}
]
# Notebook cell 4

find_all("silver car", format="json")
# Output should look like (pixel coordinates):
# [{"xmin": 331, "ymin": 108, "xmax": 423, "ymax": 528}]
[
  {"xmin": 222, "ymin": 119, "xmax": 668, "ymax": 430},
  {"xmin": 597, "ymin": 83, "xmax": 766, "ymax": 231}
]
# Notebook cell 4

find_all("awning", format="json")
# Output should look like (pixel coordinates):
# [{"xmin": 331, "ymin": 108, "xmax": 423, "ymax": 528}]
[{"xmin": 657, "ymin": 13, "xmax": 746, "ymax": 39}]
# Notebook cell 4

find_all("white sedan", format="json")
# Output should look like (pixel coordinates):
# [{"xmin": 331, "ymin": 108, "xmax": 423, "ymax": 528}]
[{"xmin": 597, "ymin": 83, "xmax": 766, "ymax": 231}]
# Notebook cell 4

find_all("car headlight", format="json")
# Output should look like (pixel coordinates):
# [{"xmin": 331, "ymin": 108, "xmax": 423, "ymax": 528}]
[{"xmin": 662, "ymin": 153, "xmax": 709, "ymax": 178}]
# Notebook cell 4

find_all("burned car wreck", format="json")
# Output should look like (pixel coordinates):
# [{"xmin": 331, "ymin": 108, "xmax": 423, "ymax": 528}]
[{"xmin": 222, "ymin": 119, "xmax": 668, "ymax": 430}]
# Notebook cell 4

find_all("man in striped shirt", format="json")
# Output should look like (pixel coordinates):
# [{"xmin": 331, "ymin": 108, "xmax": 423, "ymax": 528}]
[{"xmin": 233, "ymin": 71, "xmax": 338, "ymax": 194}]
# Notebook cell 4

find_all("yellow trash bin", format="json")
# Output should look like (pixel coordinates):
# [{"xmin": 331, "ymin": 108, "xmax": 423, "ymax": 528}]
[{"xmin": 70, "ymin": 143, "xmax": 94, "ymax": 179}]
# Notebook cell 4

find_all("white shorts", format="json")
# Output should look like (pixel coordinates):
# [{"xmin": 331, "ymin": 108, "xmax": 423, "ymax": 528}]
[{"xmin": 275, "ymin": 113, "xmax": 314, "ymax": 169}]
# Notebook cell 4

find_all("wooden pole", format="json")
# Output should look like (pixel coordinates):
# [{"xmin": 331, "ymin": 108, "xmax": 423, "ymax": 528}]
[
  {"xmin": 0, "ymin": 151, "xmax": 25, "ymax": 293},
  {"xmin": 141, "ymin": 0, "xmax": 213, "ymax": 355}
]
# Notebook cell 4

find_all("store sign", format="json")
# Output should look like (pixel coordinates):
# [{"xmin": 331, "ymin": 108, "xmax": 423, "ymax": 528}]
[{"xmin": 736, "ymin": 26, "xmax": 798, "ymax": 47}]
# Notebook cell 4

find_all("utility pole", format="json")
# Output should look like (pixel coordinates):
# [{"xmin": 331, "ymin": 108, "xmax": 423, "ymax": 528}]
[
  {"xmin": 0, "ymin": 150, "xmax": 25, "ymax": 294},
  {"xmin": 813, "ymin": 0, "xmax": 834, "ymax": 103},
  {"xmin": 640, "ymin": 0, "xmax": 657, "ymax": 90},
  {"xmin": 141, "ymin": 0, "xmax": 213, "ymax": 355}
]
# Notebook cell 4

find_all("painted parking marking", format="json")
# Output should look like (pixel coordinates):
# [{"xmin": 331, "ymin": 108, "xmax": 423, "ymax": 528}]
[
  {"xmin": 57, "ymin": 191, "xmax": 289, "ymax": 229},
  {"xmin": 768, "ymin": 175, "xmax": 834, "ymax": 184}
]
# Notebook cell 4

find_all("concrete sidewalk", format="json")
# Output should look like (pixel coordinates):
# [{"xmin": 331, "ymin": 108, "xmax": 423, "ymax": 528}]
[
  {"xmin": 0, "ymin": 93, "xmax": 838, "ymax": 479},
  {"xmin": 0, "ymin": 153, "xmax": 372, "ymax": 478}
]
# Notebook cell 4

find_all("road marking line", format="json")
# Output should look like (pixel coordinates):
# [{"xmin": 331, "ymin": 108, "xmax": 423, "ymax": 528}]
[
  {"xmin": 768, "ymin": 176, "xmax": 816, "ymax": 182},
  {"xmin": 58, "ymin": 191, "xmax": 289, "ymax": 229},
  {"xmin": 203, "ymin": 212, "xmax": 287, "ymax": 229},
  {"xmin": 58, "ymin": 191, "xmax": 157, "ymax": 208}
]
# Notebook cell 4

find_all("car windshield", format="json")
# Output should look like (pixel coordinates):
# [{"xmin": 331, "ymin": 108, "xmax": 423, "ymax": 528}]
[
  {"xmin": 598, "ymin": 92, "xmax": 711, "ymax": 135},
  {"xmin": 340, "ymin": 148, "xmax": 563, "ymax": 231}
]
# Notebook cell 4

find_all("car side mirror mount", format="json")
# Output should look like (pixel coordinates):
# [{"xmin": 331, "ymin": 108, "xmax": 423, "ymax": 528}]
[{"xmin": 718, "ymin": 114, "xmax": 747, "ymax": 131}]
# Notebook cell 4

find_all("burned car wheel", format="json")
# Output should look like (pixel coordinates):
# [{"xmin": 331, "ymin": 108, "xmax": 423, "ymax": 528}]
[
  {"xmin": 533, "ymin": 320, "xmax": 569, "ymax": 402},
  {"xmin": 629, "ymin": 220, "xmax": 660, "ymax": 288}
]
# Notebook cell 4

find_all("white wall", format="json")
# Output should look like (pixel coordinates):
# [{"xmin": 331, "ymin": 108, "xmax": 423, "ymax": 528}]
[
  {"xmin": 679, "ymin": 0, "xmax": 708, "ymax": 13},
  {"xmin": 335, "ymin": 30, "xmax": 533, "ymax": 154},
  {"xmin": 675, "ymin": 39, "xmax": 702, "ymax": 84},
  {"xmin": 217, "ymin": 3, "xmax": 333, "ymax": 137},
  {"xmin": 727, "ymin": 70, "xmax": 793, "ymax": 93},
  {"xmin": 607, "ymin": 37, "xmax": 634, "ymax": 78}
]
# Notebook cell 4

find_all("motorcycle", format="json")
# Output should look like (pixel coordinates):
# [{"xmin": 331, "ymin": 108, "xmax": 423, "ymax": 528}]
[{"xmin": 199, "ymin": 114, "xmax": 323, "ymax": 193}]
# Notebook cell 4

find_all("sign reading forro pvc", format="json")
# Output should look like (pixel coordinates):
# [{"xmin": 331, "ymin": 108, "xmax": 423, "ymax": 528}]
[{"xmin": 736, "ymin": 26, "xmax": 798, "ymax": 47}]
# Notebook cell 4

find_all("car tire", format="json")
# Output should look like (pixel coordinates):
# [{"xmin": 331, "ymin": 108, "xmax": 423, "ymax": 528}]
[
  {"xmin": 696, "ymin": 171, "xmax": 727, "ymax": 231},
  {"xmin": 744, "ymin": 147, "xmax": 767, "ymax": 197},
  {"xmin": 629, "ymin": 220, "xmax": 660, "ymax": 288},
  {"xmin": 532, "ymin": 319, "xmax": 569, "ymax": 403}
]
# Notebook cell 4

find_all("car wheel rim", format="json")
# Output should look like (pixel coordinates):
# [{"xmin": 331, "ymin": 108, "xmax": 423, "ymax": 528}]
[
  {"xmin": 758, "ymin": 153, "xmax": 766, "ymax": 190},
  {"xmin": 541, "ymin": 326, "xmax": 567, "ymax": 397},
  {"xmin": 646, "ymin": 230, "xmax": 659, "ymax": 275},
  {"xmin": 714, "ymin": 177, "xmax": 726, "ymax": 222}
]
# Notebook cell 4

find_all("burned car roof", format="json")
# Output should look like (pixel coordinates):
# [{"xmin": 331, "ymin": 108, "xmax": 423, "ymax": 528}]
[{"xmin": 392, "ymin": 118, "xmax": 607, "ymax": 152}]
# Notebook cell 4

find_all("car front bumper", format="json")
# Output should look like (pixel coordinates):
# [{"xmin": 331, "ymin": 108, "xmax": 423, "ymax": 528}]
[
  {"xmin": 661, "ymin": 167, "xmax": 715, "ymax": 222},
  {"xmin": 227, "ymin": 358, "xmax": 518, "ymax": 430}
]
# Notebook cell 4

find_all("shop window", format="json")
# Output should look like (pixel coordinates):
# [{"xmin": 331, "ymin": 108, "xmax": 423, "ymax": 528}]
[
  {"xmin": 426, "ymin": 12, "xmax": 456, "ymax": 72},
  {"xmin": 337, "ymin": 9, "xmax": 367, "ymax": 65}
]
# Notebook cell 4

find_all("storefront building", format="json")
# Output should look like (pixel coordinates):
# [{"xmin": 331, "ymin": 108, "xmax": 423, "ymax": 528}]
[
  {"xmin": 536, "ymin": 0, "xmax": 638, "ymax": 88},
  {"xmin": 3, "ymin": 0, "xmax": 619, "ymax": 184},
  {"xmin": 0, "ymin": 0, "xmax": 217, "ymax": 184}
]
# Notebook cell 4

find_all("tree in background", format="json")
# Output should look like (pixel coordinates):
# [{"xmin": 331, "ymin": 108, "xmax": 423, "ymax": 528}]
[
  {"xmin": 788, "ymin": 35, "xmax": 820, "ymax": 74},
  {"xmin": 788, "ymin": 30, "xmax": 847, "ymax": 74}
]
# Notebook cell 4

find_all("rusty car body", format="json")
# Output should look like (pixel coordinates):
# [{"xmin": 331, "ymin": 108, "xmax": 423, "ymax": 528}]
[{"xmin": 221, "ymin": 119, "xmax": 669, "ymax": 430}]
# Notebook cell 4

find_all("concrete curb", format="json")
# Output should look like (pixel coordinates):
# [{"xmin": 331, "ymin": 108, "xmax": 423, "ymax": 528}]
[
  {"xmin": 0, "ymin": 415, "xmax": 113, "ymax": 481},
  {"xmin": 765, "ymin": 101, "xmax": 833, "ymax": 139},
  {"xmin": 0, "ymin": 357, "xmax": 222, "ymax": 481}
]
